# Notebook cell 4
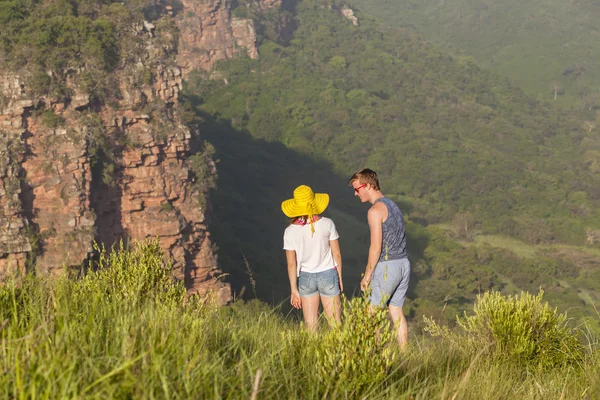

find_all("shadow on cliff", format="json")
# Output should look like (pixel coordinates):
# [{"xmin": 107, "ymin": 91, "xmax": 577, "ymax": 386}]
[
  {"xmin": 89, "ymin": 138, "xmax": 125, "ymax": 258},
  {"xmin": 193, "ymin": 115, "xmax": 428, "ymax": 306}
]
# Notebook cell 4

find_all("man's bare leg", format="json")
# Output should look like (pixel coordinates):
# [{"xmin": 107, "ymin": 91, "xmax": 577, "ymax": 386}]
[
  {"xmin": 389, "ymin": 305, "xmax": 408, "ymax": 351},
  {"xmin": 301, "ymin": 294, "xmax": 320, "ymax": 332},
  {"xmin": 320, "ymin": 295, "xmax": 341, "ymax": 327}
]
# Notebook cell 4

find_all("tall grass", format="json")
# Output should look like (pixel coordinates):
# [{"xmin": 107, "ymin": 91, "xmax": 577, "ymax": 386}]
[{"xmin": 0, "ymin": 240, "xmax": 599, "ymax": 398}]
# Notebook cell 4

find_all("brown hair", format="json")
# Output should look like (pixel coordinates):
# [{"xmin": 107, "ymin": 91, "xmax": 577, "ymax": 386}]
[
  {"xmin": 348, "ymin": 168, "xmax": 380, "ymax": 191},
  {"xmin": 289, "ymin": 215, "xmax": 321, "ymax": 225},
  {"xmin": 290, "ymin": 216, "xmax": 308, "ymax": 224}
]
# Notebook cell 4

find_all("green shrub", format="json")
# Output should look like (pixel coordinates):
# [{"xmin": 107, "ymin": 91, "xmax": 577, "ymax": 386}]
[
  {"xmin": 77, "ymin": 239, "xmax": 185, "ymax": 307},
  {"xmin": 37, "ymin": 109, "xmax": 65, "ymax": 128},
  {"xmin": 188, "ymin": 141, "xmax": 218, "ymax": 207},
  {"xmin": 314, "ymin": 295, "xmax": 397, "ymax": 394},
  {"xmin": 424, "ymin": 290, "xmax": 584, "ymax": 369}
]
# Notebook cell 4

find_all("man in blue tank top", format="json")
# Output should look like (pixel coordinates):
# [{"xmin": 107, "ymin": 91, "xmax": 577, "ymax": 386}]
[{"xmin": 349, "ymin": 168, "xmax": 410, "ymax": 351}]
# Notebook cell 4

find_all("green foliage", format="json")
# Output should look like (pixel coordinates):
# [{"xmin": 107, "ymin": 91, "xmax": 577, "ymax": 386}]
[
  {"xmin": 328, "ymin": 55, "xmax": 347, "ymax": 69},
  {"xmin": 37, "ymin": 109, "xmax": 65, "ymax": 128},
  {"xmin": 0, "ymin": 0, "xmax": 175, "ymax": 103},
  {"xmin": 141, "ymin": 68, "xmax": 153, "ymax": 86},
  {"xmin": 0, "ymin": 0, "xmax": 24, "ymax": 25},
  {"xmin": 160, "ymin": 201, "xmax": 174, "ymax": 212},
  {"xmin": 353, "ymin": 0, "xmax": 600, "ymax": 106},
  {"xmin": 315, "ymin": 295, "xmax": 397, "ymax": 393},
  {"xmin": 154, "ymin": 16, "xmax": 179, "ymax": 51},
  {"xmin": 0, "ymin": 264, "xmax": 599, "ymax": 398},
  {"xmin": 80, "ymin": 112, "xmax": 117, "ymax": 186},
  {"xmin": 187, "ymin": 141, "xmax": 217, "ymax": 207},
  {"xmin": 174, "ymin": 1, "xmax": 600, "ymax": 338},
  {"xmin": 190, "ymin": 0, "xmax": 600, "ymax": 248},
  {"xmin": 424, "ymin": 290, "xmax": 584, "ymax": 369},
  {"xmin": 16, "ymin": 14, "xmax": 119, "ymax": 76},
  {"xmin": 79, "ymin": 239, "xmax": 186, "ymax": 306}
]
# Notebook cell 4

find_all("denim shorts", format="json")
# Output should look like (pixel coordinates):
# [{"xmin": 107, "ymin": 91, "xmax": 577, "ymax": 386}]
[
  {"xmin": 369, "ymin": 258, "xmax": 410, "ymax": 307},
  {"xmin": 298, "ymin": 268, "xmax": 341, "ymax": 298}
]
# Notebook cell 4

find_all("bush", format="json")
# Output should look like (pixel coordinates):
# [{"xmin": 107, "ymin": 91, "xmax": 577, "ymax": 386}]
[
  {"xmin": 424, "ymin": 290, "xmax": 584, "ymax": 369},
  {"xmin": 37, "ymin": 109, "xmax": 65, "ymax": 128},
  {"xmin": 76, "ymin": 239, "xmax": 186, "ymax": 307},
  {"xmin": 187, "ymin": 141, "xmax": 218, "ymax": 207},
  {"xmin": 313, "ymin": 295, "xmax": 397, "ymax": 394}
]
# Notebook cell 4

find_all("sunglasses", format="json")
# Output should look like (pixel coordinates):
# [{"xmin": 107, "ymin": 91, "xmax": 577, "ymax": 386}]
[{"xmin": 354, "ymin": 183, "xmax": 367, "ymax": 193}]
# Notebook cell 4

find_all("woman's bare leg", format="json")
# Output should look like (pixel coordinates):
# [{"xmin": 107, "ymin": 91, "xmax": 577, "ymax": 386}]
[
  {"xmin": 301, "ymin": 294, "xmax": 321, "ymax": 332},
  {"xmin": 320, "ymin": 295, "xmax": 341, "ymax": 327}
]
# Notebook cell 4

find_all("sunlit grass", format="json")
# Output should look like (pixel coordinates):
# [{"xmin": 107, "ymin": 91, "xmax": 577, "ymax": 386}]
[
  {"xmin": 473, "ymin": 234, "xmax": 538, "ymax": 258},
  {"xmin": 0, "ymin": 240, "xmax": 598, "ymax": 398},
  {"xmin": 431, "ymin": 223, "xmax": 540, "ymax": 257},
  {"xmin": 476, "ymin": 234, "xmax": 600, "ymax": 261},
  {"xmin": 431, "ymin": 224, "xmax": 600, "ymax": 260}
]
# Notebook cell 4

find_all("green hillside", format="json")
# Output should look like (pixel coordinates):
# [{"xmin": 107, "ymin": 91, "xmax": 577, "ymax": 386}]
[
  {"xmin": 352, "ymin": 0, "xmax": 600, "ymax": 106},
  {"xmin": 181, "ymin": 0, "xmax": 600, "ymax": 329},
  {"xmin": 186, "ymin": 0, "xmax": 600, "ymax": 247}
]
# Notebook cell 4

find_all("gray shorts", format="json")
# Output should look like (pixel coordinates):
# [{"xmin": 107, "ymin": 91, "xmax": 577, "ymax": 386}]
[
  {"xmin": 369, "ymin": 258, "xmax": 410, "ymax": 307},
  {"xmin": 298, "ymin": 268, "xmax": 341, "ymax": 298}
]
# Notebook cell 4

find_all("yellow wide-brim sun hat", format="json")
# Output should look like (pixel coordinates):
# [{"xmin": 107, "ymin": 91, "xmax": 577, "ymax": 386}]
[{"xmin": 281, "ymin": 185, "xmax": 329, "ymax": 218}]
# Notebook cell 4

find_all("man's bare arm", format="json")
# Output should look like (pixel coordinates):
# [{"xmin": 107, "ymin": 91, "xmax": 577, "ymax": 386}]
[{"xmin": 361, "ymin": 204, "xmax": 384, "ymax": 291}]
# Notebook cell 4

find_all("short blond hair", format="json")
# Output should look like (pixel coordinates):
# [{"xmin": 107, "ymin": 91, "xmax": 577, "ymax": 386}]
[{"xmin": 348, "ymin": 168, "xmax": 380, "ymax": 191}]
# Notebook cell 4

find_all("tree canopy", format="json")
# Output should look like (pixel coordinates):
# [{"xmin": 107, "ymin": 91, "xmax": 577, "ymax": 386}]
[
  {"xmin": 188, "ymin": 0, "xmax": 600, "ymax": 248},
  {"xmin": 181, "ymin": 0, "xmax": 600, "ymax": 330},
  {"xmin": 353, "ymin": 0, "xmax": 600, "ymax": 106}
]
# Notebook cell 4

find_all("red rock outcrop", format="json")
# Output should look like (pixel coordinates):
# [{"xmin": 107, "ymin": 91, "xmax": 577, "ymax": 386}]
[
  {"xmin": 0, "ymin": 75, "xmax": 31, "ymax": 277},
  {"xmin": 176, "ymin": 0, "xmax": 260, "ymax": 72},
  {"xmin": 0, "ymin": 16, "xmax": 230, "ymax": 304},
  {"xmin": 20, "ymin": 113, "xmax": 95, "ymax": 274}
]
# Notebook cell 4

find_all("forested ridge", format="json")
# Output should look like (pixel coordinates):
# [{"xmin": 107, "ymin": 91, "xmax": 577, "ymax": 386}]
[
  {"xmin": 181, "ymin": 0, "xmax": 600, "ymax": 329},
  {"xmin": 186, "ymin": 0, "xmax": 600, "ymax": 246},
  {"xmin": 353, "ymin": 0, "xmax": 600, "ymax": 106}
]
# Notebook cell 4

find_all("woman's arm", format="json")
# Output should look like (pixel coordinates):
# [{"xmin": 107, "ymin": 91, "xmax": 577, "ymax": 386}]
[
  {"xmin": 329, "ymin": 239, "xmax": 343, "ymax": 292},
  {"xmin": 286, "ymin": 250, "xmax": 301, "ymax": 309}
]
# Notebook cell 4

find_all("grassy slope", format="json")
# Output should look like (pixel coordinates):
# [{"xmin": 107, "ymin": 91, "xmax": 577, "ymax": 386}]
[
  {"xmin": 1, "ymin": 247, "xmax": 598, "ymax": 398},
  {"xmin": 352, "ymin": 0, "xmax": 600, "ymax": 105}
]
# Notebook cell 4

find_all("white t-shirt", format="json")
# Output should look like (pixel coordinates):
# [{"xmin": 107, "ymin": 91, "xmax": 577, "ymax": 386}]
[{"xmin": 283, "ymin": 217, "xmax": 339, "ymax": 277}]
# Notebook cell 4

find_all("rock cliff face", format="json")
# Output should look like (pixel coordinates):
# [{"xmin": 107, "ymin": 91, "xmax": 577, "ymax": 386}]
[
  {"xmin": 0, "ymin": 14, "xmax": 230, "ymax": 304},
  {"xmin": 0, "ymin": 75, "xmax": 31, "ymax": 279},
  {"xmin": 176, "ymin": 0, "xmax": 281, "ymax": 72}
]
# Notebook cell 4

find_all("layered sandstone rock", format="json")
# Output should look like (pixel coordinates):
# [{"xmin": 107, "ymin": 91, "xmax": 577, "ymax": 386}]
[
  {"xmin": 176, "ymin": 0, "xmax": 260, "ymax": 72},
  {"xmin": 0, "ymin": 78, "xmax": 31, "ymax": 277},
  {"xmin": 0, "ymin": 18, "xmax": 230, "ymax": 304},
  {"xmin": 232, "ymin": 18, "xmax": 259, "ymax": 60},
  {"xmin": 20, "ymin": 112, "xmax": 95, "ymax": 274}
]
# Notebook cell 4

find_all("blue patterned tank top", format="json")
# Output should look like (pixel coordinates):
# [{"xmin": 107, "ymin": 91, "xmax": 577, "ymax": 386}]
[{"xmin": 374, "ymin": 197, "xmax": 407, "ymax": 262}]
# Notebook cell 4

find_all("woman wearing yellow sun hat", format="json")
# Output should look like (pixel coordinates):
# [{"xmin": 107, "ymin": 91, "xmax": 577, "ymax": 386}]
[{"xmin": 282, "ymin": 185, "xmax": 343, "ymax": 331}]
